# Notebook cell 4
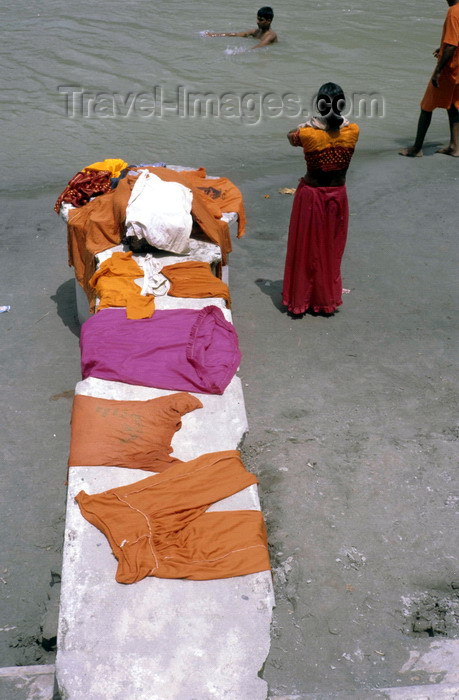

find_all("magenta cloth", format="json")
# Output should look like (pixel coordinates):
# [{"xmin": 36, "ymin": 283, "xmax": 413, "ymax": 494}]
[{"xmin": 80, "ymin": 306, "xmax": 241, "ymax": 395}]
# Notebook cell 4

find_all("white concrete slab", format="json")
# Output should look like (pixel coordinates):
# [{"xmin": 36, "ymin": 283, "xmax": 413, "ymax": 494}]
[
  {"xmin": 271, "ymin": 685, "xmax": 459, "ymax": 699},
  {"xmin": 57, "ymin": 372, "xmax": 274, "ymax": 699},
  {"xmin": 57, "ymin": 328, "xmax": 273, "ymax": 700},
  {"xmin": 59, "ymin": 190, "xmax": 272, "ymax": 700},
  {"xmin": 0, "ymin": 665, "xmax": 56, "ymax": 700}
]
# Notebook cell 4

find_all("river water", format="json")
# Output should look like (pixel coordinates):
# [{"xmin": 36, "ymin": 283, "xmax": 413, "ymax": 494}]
[{"xmin": 0, "ymin": 0, "xmax": 445, "ymax": 197}]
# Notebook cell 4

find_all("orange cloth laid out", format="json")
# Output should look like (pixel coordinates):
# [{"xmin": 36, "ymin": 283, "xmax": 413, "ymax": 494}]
[
  {"xmin": 75, "ymin": 450, "xmax": 270, "ymax": 583},
  {"xmin": 66, "ymin": 168, "xmax": 244, "ymax": 307},
  {"xmin": 69, "ymin": 392, "xmax": 202, "ymax": 471},
  {"xmin": 89, "ymin": 251, "xmax": 154, "ymax": 319},
  {"xmin": 421, "ymin": 4, "xmax": 459, "ymax": 111},
  {"xmin": 67, "ymin": 176, "xmax": 135, "ymax": 309},
  {"xmin": 83, "ymin": 159, "xmax": 128, "ymax": 178},
  {"xmin": 194, "ymin": 173, "xmax": 246, "ymax": 238},
  {"xmin": 161, "ymin": 260, "xmax": 231, "ymax": 307}
]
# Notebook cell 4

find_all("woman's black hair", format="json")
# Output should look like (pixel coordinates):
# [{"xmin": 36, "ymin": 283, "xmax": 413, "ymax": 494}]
[{"xmin": 316, "ymin": 82, "xmax": 346, "ymax": 129}]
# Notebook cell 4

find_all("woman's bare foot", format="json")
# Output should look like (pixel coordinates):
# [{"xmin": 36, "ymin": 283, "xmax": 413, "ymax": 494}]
[
  {"xmin": 436, "ymin": 145, "xmax": 459, "ymax": 157},
  {"xmin": 399, "ymin": 147, "xmax": 423, "ymax": 157}
]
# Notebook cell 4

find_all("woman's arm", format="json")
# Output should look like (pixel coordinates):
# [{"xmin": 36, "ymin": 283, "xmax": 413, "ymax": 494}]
[{"xmin": 287, "ymin": 129, "xmax": 301, "ymax": 146}]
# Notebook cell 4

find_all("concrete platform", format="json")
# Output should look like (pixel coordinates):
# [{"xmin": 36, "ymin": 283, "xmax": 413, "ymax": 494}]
[
  {"xmin": 56, "ymin": 375, "xmax": 274, "ymax": 699},
  {"xmin": 0, "ymin": 665, "xmax": 57, "ymax": 700},
  {"xmin": 56, "ymin": 268, "xmax": 274, "ymax": 697}
]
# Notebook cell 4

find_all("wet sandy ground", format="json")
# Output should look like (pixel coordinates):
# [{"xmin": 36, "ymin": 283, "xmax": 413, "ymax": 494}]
[
  {"xmin": 0, "ymin": 142, "xmax": 458, "ymax": 695},
  {"xmin": 232, "ymin": 147, "xmax": 458, "ymax": 694}
]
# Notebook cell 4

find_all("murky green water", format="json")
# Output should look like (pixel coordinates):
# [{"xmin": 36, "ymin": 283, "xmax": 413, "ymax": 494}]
[{"xmin": 0, "ymin": 0, "xmax": 445, "ymax": 195}]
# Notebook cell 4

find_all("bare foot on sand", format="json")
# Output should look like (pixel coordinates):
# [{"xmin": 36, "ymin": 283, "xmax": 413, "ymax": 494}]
[
  {"xmin": 399, "ymin": 147, "xmax": 423, "ymax": 157},
  {"xmin": 436, "ymin": 146, "xmax": 459, "ymax": 157}
]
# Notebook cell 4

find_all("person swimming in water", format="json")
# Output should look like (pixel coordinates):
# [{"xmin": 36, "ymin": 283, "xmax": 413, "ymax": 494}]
[{"xmin": 204, "ymin": 7, "xmax": 277, "ymax": 49}]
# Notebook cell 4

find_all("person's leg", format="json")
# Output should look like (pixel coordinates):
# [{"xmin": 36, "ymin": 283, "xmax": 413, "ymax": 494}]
[
  {"xmin": 436, "ymin": 106, "xmax": 459, "ymax": 156},
  {"xmin": 399, "ymin": 110, "xmax": 433, "ymax": 157}
]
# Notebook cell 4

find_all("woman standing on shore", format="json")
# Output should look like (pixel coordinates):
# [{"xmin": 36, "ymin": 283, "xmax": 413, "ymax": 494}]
[{"xmin": 282, "ymin": 83, "xmax": 359, "ymax": 315}]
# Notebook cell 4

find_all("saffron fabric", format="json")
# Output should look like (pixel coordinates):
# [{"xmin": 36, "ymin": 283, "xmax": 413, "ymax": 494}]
[
  {"xmin": 68, "ymin": 392, "xmax": 202, "ymax": 471},
  {"xmin": 89, "ymin": 251, "xmax": 155, "ymax": 319},
  {"xmin": 83, "ymin": 159, "xmax": 129, "ymax": 178},
  {"xmin": 80, "ymin": 306, "xmax": 241, "ymax": 394},
  {"xmin": 65, "ymin": 168, "xmax": 243, "ymax": 303},
  {"xmin": 421, "ymin": 77, "xmax": 459, "ymax": 111},
  {"xmin": 67, "ymin": 176, "xmax": 134, "ymax": 309},
  {"xmin": 440, "ymin": 4, "xmax": 459, "ymax": 81},
  {"xmin": 194, "ymin": 175, "xmax": 247, "ymax": 238},
  {"xmin": 75, "ymin": 450, "xmax": 270, "ymax": 583},
  {"xmin": 161, "ymin": 261, "xmax": 231, "ymax": 307},
  {"xmin": 290, "ymin": 121, "xmax": 360, "ymax": 173},
  {"xmin": 421, "ymin": 5, "xmax": 459, "ymax": 110},
  {"xmin": 282, "ymin": 180, "xmax": 349, "ymax": 315}
]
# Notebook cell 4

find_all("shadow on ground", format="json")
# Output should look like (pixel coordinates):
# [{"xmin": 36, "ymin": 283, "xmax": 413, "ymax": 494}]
[
  {"xmin": 255, "ymin": 278, "xmax": 285, "ymax": 312},
  {"xmin": 393, "ymin": 138, "xmax": 444, "ymax": 156},
  {"xmin": 255, "ymin": 278, "xmax": 339, "ymax": 318},
  {"xmin": 51, "ymin": 279, "xmax": 80, "ymax": 338}
]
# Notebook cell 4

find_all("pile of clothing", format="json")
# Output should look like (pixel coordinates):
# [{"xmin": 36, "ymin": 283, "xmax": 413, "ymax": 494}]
[
  {"xmin": 56, "ymin": 157, "xmax": 270, "ymax": 584},
  {"xmin": 55, "ymin": 158, "xmax": 247, "ymax": 308}
]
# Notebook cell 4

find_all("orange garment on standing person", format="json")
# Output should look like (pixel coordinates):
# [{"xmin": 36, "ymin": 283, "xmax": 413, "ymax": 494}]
[
  {"xmin": 89, "ymin": 251, "xmax": 154, "ymax": 319},
  {"xmin": 75, "ymin": 450, "xmax": 270, "ymax": 583},
  {"xmin": 421, "ymin": 4, "xmax": 459, "ymax": 111},
  {"xmin": 161, "ymin": 261, "xmax": 231, "ymax": 307}
]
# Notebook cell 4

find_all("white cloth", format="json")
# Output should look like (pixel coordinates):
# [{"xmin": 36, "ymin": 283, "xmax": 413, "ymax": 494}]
[
  {"xmin": 125, "ymin": 170, "xmax": 193, "ymax": 254},
  {"xmin": 134, "ymin": 254, "xmax": 170, "ymax": 297}
]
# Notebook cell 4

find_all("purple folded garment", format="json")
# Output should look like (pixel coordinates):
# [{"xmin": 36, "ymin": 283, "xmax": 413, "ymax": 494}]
[{"xmin": 80, "ymin": 306, "xmax": 241, "ymax": 395}]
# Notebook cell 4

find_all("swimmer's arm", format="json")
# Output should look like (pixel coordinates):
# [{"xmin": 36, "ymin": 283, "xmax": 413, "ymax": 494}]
[
  {"xmin": 431, "ymin": 43, "xmax": 456, "ymax": 86},
  {"xmin": 205, "ymin": 29, "xmax": 254, "ymax": 37},
  {"xmin": 251, "ymin": 30, "xmax": 277, "ymax": 49}
]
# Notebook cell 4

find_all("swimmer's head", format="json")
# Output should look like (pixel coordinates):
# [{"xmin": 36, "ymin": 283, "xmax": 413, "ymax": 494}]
[
  {"xmin": 257, "ymin": 6, "xmax": 274, "ymax": 27},
  {"xmin": 316, "ymin": 82, "xmax": 346, "ymax": 128}
]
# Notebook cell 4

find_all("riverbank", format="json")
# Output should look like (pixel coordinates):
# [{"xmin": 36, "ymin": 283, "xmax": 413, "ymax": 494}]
[{"xmin": 0, "ymin": 145, "xmax": 457, "ymax": 694}]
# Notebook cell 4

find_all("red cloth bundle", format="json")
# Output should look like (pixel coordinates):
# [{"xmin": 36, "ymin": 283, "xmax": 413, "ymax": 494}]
[{"xmin": 54, "ymin": 169, "xmax": 112, "ymax": 214}]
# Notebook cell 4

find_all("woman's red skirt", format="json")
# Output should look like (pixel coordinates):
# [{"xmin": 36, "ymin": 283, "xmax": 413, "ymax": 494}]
[{"xmin": 282, "ymin": 179, "xmax": 349, "ymax": 315}]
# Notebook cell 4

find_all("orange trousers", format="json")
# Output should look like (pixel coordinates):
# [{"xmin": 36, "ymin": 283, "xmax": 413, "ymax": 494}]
[{"xmin": 76, "ymin": 450, "xmax": 270, "ymax": 584}]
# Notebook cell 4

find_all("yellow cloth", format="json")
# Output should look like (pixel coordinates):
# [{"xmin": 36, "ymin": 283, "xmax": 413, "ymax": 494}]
[
  {"xmin": 83, "ymin": 159, "xmax": 129, "ymax": 178},
  {"xmin": 89, "ymin": 251, "xmax": 154, "ymax": 319}
]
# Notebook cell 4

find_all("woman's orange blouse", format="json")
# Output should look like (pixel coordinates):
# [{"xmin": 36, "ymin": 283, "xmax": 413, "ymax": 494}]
[{"xmin": 290, "ymin": 121, "xmax": 360, "ymax": 173}]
